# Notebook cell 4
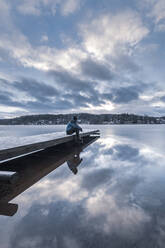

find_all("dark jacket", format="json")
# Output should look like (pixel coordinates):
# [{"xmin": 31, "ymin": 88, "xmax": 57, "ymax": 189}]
[{"xmin": 66, "ymin": 120, "xmax": 82, "ymax": 133}]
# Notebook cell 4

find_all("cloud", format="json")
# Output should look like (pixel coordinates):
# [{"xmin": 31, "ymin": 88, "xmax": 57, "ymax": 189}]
[
  {"xmin": 103, "ymin": 85, "xmax": 143, "ymax": 104},
  {"xmin": 0, "ymin": 74, "xmax": 105, "ymax": 114},
  {"xmin": 61, "ymin": 0, "xmax": 81, "ymax": 16},
  {"xmin": 16, "ymin": 0, "xmax": 81, "ymax": 16},
  {"xmin": 0, "ymin": 78, "xmax": 26, "ymax": 109},
  {"xmin": 0, "ymin": 68, "xmax": 154, "ymax": 115},
  {"xmin": 80, "ymin": 58, "xmax": 114, "ymax": 81},
  {"xmin": 0, "ymin": 0, "xmax": 11, "ymax": 25},
  {"xmin": 48, "ymin": 68, "xmax": 106, "ymax": 107},
  {"xmin": 41, "ymin": 35, "xmax": 49, "ymax": 42},
  {"xmin": 155, "ymin": 23, "xmax": 165, "ymax": 32},
  {"xmin": 0, "ymin": 2, "xmax": 146, "ymax": 81},
  {"xmin": 13, "ymin": 78, "xmax": 58, "ymax": 101},
  {"xmin": 110, "ymin": 50, "xmax": 141, "ymax": 73},
  {"xmin": 79, "ymin": 10, "xmax": 149, "ymax": 58},
  {"xmin": 0, "ymin": 77, "xmax": 75, "ymax": 114},
  {"xmin": 160, "ymin": 95, "xmax": 165, "ymax": 102},
  {"xmin": 7, "ymin": 125, "xmax": 165, "ymax": 247},
  {"xmin": 63, "ymin": 93, "xmax": 103, "ymax": 108},
  {"xmin": 80, "ymin": 168, "xmax": 114, "ymax": 191},
  {"xmin": 17, "ymin": 0, "xmax": 42, "ymax": 16},
  {"xmin": 112, "ymin": 144, "xmax": 140, "ymax": 161},
  {"xmin": 1, "ymin": 68, "xmax": 150, "ymax": 115},
  {"xmin": 0, "ymin": 0, "xmax": 163, "ymax": 116},
  {"xmin": 0, "ymin": 0, "xmax": 85, "ymax": 72},
  {"xmin": 0, "ymin": 1, "xmax": 35, "ymax": 69},
  {"xmin": 49, "ymin": 67, "xmax": 142, "ymax": 107},
  {"xmin": 10, "ymin": 201, "xmax": 90, "ymax": 248},
  {"xmin": 112, "ymin": 86, "xmax": 140, "ymax": 103},
  {"xmin": 140, "ymin": 0, "xmax": 165, "ymax": 32},
  {"xmin": 10, "ymin": 197, "xmax": 150, "ymax": 248},
  {"xmin": 48, "ymin": 68, "xmax": 98, "ymax": 95},
  {"xmin": 0, "ymin": 32, "xmax": 86, "ymax": 71},
  {"xmin": 148, "ymin": 0, "xmax": 165, "ymax": 23},
  {"xmin": 0, "ymin": 93, "xmax": 15, "ymax": 107}
]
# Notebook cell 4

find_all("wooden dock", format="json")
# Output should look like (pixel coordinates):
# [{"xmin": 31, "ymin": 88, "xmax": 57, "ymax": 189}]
[
  {"xmin": 0, "ymin": 132, "xmax": 100, "ymax": 216},
  {"xmin": 0, "ymin": 130, "xmax": 100, "ymax": 162}
]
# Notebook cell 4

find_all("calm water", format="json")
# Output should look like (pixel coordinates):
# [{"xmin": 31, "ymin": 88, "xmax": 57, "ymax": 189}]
[{"xmin": 1, "ymin": 125, "xmax": 165, "ymax": 248}]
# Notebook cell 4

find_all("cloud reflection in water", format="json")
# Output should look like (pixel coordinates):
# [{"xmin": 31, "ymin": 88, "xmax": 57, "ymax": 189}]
[{"xmin": 3, "ymin": 125, "xmax": 165, "ymax": 247}]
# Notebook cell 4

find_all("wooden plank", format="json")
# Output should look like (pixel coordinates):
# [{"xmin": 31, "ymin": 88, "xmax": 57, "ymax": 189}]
[
  {"xmin": 0, "ymin": 130, "xmax": 100, "ymax": 161},
  {"xmin": 0, "ymin": 171, "xmax": 19, "ymax": 184},
  {"xmin": 0, "ymin": 135, "xmax": 73, "ymax": 161},
  {"xmin": 0, "ymin": 203, "xmax": 18, "ymax": 217},
  {"xmin": 80, "ymin": 130, "xmax": 100, "ymax": 137},
  {"xmin": 0, "ymin": 135, "xmax": 99, "ymax": 204}
]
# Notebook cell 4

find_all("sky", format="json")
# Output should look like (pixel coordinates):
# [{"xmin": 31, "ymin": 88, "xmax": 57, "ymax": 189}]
[{"xmin": 0, "ymin": 0, "xmax": 165, "ymax": 118}]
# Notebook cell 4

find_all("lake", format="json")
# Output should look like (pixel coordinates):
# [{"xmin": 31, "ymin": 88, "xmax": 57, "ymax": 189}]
[{"xmin": 0, "ymin": 124, "xmax": 165, "ymax": 248}]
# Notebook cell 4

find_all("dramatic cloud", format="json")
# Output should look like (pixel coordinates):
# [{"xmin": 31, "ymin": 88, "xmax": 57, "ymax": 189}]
[
  {"xmin": 80, "ymin": 168, "xmax": 114, "ymax": 191},
  {"xmin": 80, "ymin": 10, "xmax": 149, "ymax": 58},
  {"xmin": 49, "ymin": 68, "xmax": 103, "ymax": 96},
  {"xmin": 0, "ymin": 0, "xmax": 164, "ymax": 116},
  {"xmin": 0, "ymin": 74, "xmax": 106, "ymax": 115},
  {"xmin": 48, "ymin": 68, "xmax": 107, "ymax": 107},
  {"xmin": 112, "ymin": 144, "xmax": 140, "ymax": 161},
  {"xmin": 103, "ymin": 84, "xmax": 144, "ymax": 104},
  {"xmin": 111, "ymin": 86, "xmax": 140, "ymax": 103},
  {"xmin": 13, "ymin": 78, "xmax": 58, "ymax": 101},
  {"xmin": 2, "ymin": 123, "xmax": 165, "ymax": 247},
  {"xmin": 9, "ymin": 136, "xmax": 155, "ymax": 247},
  {"xmin": 0, "ymin": 70, "xmax": 152, "ymax": 116},
  {"xmin": 160, "ymin": 95, "xmax": 165, "ymax": 102},
  {"xmin": 111, "ymin": 51, "xmax": 140, "ymax": 73},
  {"xmin": 80, "ymin": 58, "xmax": 114, "ymax": 81},
  {"xmin": 0, "ymin": 77, "xmax": 75, "ymax": 114},
  {"xmin": 10, "ymin": 199, "xmax": 150, "ymax": 248}
]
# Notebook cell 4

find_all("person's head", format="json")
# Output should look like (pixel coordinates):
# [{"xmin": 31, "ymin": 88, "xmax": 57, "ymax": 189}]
[
  {"xmin": 73, "ymin": 116, "xmax": 77, "ymax": 121},
  {"xmin": 72, "ymin": 167, "xmax": 78, "ymax": 175}
]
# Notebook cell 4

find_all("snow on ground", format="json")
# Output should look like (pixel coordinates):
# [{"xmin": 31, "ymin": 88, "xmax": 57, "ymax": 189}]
[
  {"xmin": 0, "ymin": 125, "xmax": 92, "ymax": 150},
  {"xmin": 0, "ymin": 131, "xmax": 66, "ymax": 150}
]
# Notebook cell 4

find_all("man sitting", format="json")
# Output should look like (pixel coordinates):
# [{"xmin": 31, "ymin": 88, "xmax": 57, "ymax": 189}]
[{"xmin": 66, "ymin": 116, "xmax": 82, "ymax": 141}]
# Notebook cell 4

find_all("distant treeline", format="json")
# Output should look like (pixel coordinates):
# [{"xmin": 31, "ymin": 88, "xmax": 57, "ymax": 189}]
[{"xmin": 0, "ymin": 113, "xmax": 164, "ymax": 125}]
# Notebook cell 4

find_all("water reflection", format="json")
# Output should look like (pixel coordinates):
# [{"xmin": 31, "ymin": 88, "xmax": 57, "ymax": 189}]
[
  {"xmin": 1, "ymin": 125, "xmax": 165, "ymax": 247},
  {"xmin": 67, "ymin": 153, "xmax": 83, "ymax": 175}
]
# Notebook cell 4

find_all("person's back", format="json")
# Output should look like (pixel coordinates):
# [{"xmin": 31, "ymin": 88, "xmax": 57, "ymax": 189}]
[{"xmin": 66, "ymin": 116, "xmax": 82, "ymax": 140}]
